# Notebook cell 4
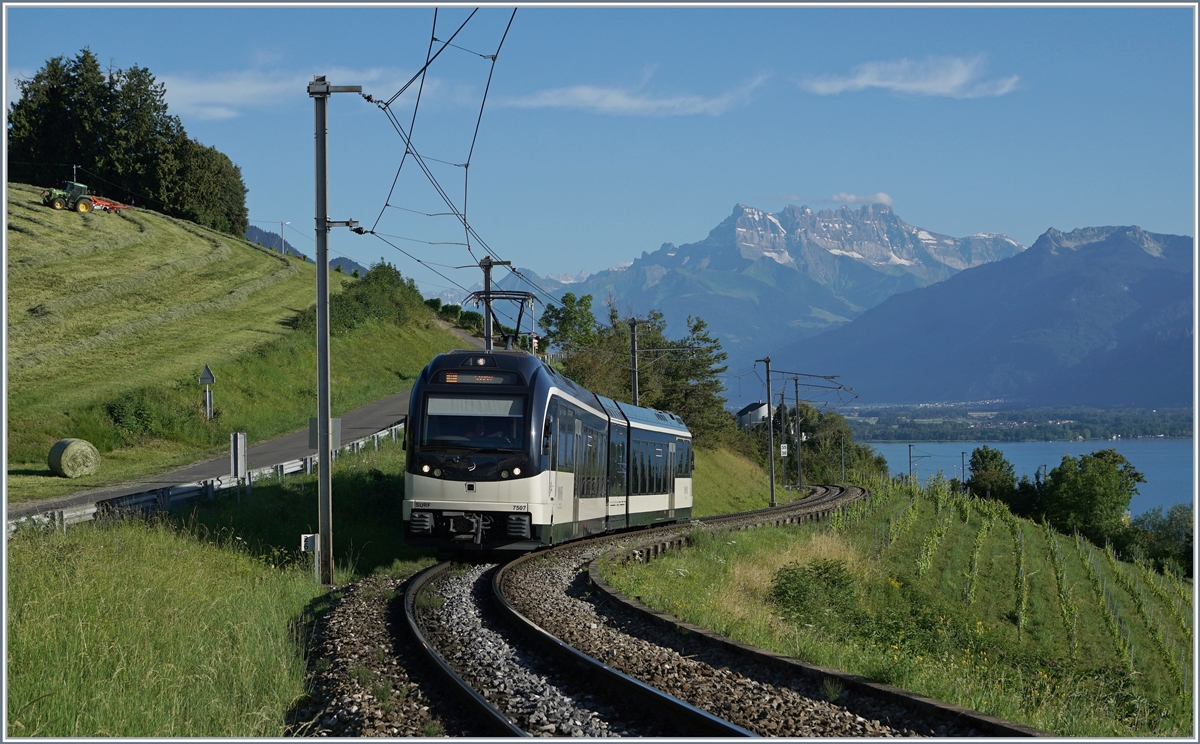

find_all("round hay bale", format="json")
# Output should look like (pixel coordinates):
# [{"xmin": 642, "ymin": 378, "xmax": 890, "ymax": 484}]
[{"xmin": 47, "ymin": 438, "xmax": 101, "ymax": 478}]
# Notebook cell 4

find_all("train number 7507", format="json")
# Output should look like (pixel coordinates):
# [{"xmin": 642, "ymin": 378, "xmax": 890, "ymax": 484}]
[{"xmin": 511, "ymin": 504, "xmax": 529, "ymax": 511}]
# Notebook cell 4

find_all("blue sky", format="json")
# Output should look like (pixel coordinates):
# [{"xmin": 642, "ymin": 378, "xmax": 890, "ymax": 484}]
[{"xmin": 5, "ymin": 3, "xmax": 1196, "ymax": 303}]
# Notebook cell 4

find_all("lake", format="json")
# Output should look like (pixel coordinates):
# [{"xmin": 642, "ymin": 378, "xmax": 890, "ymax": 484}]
[{"xmin": 867, "ymin": 439, "xmax": 1195, "ymax": 517}]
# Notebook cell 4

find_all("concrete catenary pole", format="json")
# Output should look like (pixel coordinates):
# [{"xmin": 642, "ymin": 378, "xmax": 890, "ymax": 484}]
[{"xmin": 309, "ymin": 75, "xmax": 360, "ymax": 585}]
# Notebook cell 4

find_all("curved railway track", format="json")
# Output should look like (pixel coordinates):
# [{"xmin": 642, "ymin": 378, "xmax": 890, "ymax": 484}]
[
  {"xmin": 403, "ymin": 484, "xmax": 984, "ymax": 734},
  {"xmin": 295, "ymin": 486, "xmax": 1044, "ymax": 736}
]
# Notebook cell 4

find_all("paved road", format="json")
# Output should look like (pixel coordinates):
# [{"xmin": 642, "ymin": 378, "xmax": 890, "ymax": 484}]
[{"xmin": 7, "ymin": 323, "xmax": 484, "ymax": 521}]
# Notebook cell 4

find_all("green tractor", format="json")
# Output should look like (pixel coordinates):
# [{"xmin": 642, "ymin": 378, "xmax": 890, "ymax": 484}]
[{"xmin": 42, "ymin": 181, "xmax": 96, "ymax": 213}]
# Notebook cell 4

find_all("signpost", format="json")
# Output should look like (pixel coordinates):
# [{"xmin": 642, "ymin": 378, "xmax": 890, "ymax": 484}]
[{"xmin": 199, "ymin": 364, "xmax": 216, "ymax": 419}]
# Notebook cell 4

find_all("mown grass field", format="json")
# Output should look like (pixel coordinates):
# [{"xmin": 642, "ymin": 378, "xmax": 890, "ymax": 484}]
[
  {"xmin": 603, "ymin": 475, "xmax": 1194, "ymax": 737},
  {"xmin": 6, "ymin": 182, "xmax": 465, "ymax": 502},
  {"xmin": 6, "ymin": 436, "xmax": 436, "ymax": 737}
]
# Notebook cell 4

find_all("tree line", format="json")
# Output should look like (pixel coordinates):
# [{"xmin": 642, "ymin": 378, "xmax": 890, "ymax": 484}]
[
  {"xmin": 965, "ymin": 445, "xmax": 1192, "ymax": 576},
  {"xmin": 537, "ymin": 292, "xmax": 732, "ymax": 447},
  {"xmin": 8, "ymin": 48, "xmax": 248, "ymax": 236}
]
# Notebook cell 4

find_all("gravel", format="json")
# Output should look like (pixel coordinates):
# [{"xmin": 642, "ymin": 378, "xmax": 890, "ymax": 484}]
[
  {"xmin": 416, "ymin": 562, "xmax": 671, "ymax": 737},
  {"xmin": 286, "ymin": 573, "xmax": 483, "ymax": 737}
]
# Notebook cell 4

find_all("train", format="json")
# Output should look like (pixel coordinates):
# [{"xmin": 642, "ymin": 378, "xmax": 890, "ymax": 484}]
[{"xmin": 402, "ymin": 349, "xmax": 694, "ymax": 551}]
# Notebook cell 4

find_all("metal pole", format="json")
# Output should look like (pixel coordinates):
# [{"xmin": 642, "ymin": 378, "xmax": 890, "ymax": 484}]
[
  {"xmin": 308, "ymin": 75, "xmax": 361, "ymax": 586},
  {"xmin": 482, "ymin": 257, "xmax": 494, "ymax": 351},
  {"xmin": 962, "ymin": 451, "xmax": 967, "ymax": 492},
  {"xmin": 757, "ymin": 357, "xmax": 775, "ymax": 507},
  {"xmin": 794, "ymin": 376, "xmax": 802, "ymax": 490},
  {"xmin": 629, "ymin": 318, "xmax": 641, "ymax": 406},
  {"xmin": 312, "ymin": 82, "xmax": 335, "ymax": 586},
  {"xmin": 779, "ymin": 390, "xmax": 788, "ymax": 489},
  {"xmin": 479, "ymin": 256, "xmax": 511, "ymax": 352},
  {"xmin": 840, "ymin": 435, "xmax": 845, "ymax": 482},
  {"xmin": 909, "ymin": 443, "xmax": 914, "ymax": 482}
]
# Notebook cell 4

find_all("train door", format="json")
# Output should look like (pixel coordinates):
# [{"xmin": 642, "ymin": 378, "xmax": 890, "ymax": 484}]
[
  {"xmin": 606, "ymin": 424, "xmax": 628, "ymax": 530},
  {"xmin": 546, "ymin": 403, "xmax": 558, "ymax": 544},
  {"xmin": 667, "ymin": 441, "xmax": 677, "ymax": 517},
  {"xmin": 572, "ymin": 418, "xmax": 582, "ymax": 536}
]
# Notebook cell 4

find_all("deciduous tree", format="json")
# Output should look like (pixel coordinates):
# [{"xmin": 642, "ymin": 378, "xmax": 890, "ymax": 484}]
[
  {"xmin": 966, "ymin": 445, "xmax": 1017, "ymax": 502},
  {"xmin": 1042, "ymin": 449, "xmax": 1144, "ymax": 549}
]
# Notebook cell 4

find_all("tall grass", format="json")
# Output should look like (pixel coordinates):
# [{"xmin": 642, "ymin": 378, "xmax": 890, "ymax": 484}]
[
  {"xmin": 603, "ymin": 475, "xmax": 1192, "ymax": 736},
  {"xmin": 6, "ymin": 435, "xmax": 433, "ymax": 737},
  {"xmin": 7, "ymin": 516, "xmax": 322, "ymax": 737}
]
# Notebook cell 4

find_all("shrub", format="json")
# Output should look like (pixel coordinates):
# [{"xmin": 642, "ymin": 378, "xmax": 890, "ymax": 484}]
[
  {"xmin": 291, "ymin": 262, "xmax": 425, "ymax": 336},
  {"xmin": 457, "ymin": 310, "xmax": 483, "ymax": 333},
  {"xmin": 769, "ymin": 558, "xmax": 857, "ymax": 625}
]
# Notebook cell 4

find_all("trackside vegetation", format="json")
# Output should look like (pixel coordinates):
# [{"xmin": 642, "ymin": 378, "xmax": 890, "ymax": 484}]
[
  {"xmin": 6, "ymin": 436, "xmax": 435, "ymax": 737},
  {"xmin": 603, "ymin": 475, "xmax": 1193, "ymax": 737}
]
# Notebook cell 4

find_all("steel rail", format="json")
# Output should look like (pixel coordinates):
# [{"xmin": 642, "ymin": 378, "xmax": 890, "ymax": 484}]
[
  {"xmin": 401, "ymin": 486, "xmax": 862, "ymax": 738},
  {"xmin": 583, "ymin": 485, "xmax": 1049, "ymax": 739},
  {"xmin": 493, "ymin": 550, "xmax": 759, "ymax": 738},
  {"xmin": 403, "ymin": 561, "xmax": 529, "ymax": 737}
]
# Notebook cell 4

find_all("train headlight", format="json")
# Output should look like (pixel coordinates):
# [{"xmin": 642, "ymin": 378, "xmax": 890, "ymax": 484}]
[
  {"xmin": 421, "ymin": 464, "xmax": 431, "ymax": 473},
  {"xmin": 513, "ymin": 467, "xmax": 521, "ymax": 476},
  {"xmin": 501, "ymin": 470, "xmax": 510, "ymax": 479}
]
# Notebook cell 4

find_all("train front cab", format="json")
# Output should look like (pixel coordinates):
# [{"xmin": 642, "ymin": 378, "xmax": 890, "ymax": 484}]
[{"xmin": 403, "ymin": 351, "xmax": 551, "ymax": 552}]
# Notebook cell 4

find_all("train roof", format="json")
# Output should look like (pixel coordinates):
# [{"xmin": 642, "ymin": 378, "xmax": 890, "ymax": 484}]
[
  {"xmin": 615, "ymin": 399, "xmax": 690, "ymax": 435},
  {"xmin": 423, "ymin": 350, "xmax": 690, "ymax": 435},
  {"xmin": 423, "ymin": 349, "xmax": 542, "ymax": 378}
]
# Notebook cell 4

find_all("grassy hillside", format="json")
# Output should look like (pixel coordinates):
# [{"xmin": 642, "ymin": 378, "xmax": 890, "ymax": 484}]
[
  {"xmin": 692, "ymin": 445, "xmax": 775, "ymax": 516},
  {"xmin": 6, "ymin": 181, "xmax": 464, "ymax": 502},
  {"xmin": 605, "ymin": 475, "xmax": 1193, "ymax": 736}
]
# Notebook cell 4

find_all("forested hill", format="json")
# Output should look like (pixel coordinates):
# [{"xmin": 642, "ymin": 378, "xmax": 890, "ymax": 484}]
[{"xmin": 8, "ymin": 48, "xmax": 248, "ymax": 236}]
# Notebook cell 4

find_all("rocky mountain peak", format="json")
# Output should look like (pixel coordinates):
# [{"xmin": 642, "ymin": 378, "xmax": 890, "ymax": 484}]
[{"xmin": 1031, "ymin": 225, "xmax": 1168, "ymax": 259}]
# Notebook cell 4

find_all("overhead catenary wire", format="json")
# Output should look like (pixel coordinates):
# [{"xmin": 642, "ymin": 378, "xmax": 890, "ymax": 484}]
[
  {"xmin": 350, "ymin": 8, "xmax": 592, "ymax": 331},
  {"xmin": 369, "ymin": 9, "xmax": 445, "ymax": 234}
]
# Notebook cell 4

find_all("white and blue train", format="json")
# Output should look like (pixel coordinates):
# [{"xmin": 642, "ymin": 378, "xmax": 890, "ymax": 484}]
[{"xmin": 403, "ymin": 349, "xmax": 694, "ymax": 551}]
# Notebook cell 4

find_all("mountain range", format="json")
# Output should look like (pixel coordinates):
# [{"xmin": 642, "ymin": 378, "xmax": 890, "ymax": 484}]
[
  {"xmin": 243, "ymin": 225, "xmax": 367, "ymax": 275},
  {"xmin": 424, "ymin": 204, "xmax": 1193, "ymax": 409},
  {"xmin": 773, "ymin": 225, "xmax": 1193, "ymax": 407},
  {"xmin": 492, "ymin": 203, "xmax": 1024, "ymax": 375}
]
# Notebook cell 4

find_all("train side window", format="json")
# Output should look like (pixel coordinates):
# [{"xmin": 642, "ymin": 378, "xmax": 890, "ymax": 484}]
[
  {"xmin": 659, "ymin": 444, "xmax": 667, "ymax": 492},
  {"xmin": 640, "ymin": 442, "xmax": 648, "ymax": 495},
  {"xmin": 559, "ymin": 408, "xmax": 574, "ymax": 472},
  {"xmin": 633, "ymin": 441, "xmax": 643, "ymax": 495},
  {"xmin": 543, "ymin": 399, "xmax": 557, "ymax": 459}
]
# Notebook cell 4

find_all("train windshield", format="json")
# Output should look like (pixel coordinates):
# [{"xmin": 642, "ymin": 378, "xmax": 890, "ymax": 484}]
[{"xmin": 421, "ymin": 394, "xmax": 526, "ymax": 452}]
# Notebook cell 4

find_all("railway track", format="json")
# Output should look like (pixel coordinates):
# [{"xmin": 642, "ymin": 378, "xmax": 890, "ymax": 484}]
[{"xmin": 294, "ymin": 486, "xmax": 1044, "ymax": 736}]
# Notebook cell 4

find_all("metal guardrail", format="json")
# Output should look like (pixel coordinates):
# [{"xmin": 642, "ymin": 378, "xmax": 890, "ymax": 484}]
[{"xmin": 8, "ymin": 421, "xmax": 405, "ymax": 534}]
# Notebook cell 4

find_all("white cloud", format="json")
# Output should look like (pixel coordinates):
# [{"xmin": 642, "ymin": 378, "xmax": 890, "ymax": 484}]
[
  {"xmin": 829, "ymin": 191, "xmax": 894, "ymax": 206},
  {"xmin": 159, "ymin": 66, "xmax": 430, "ymax": 120},
  {"xmin": 502, "ymin": 74, "xmax": 767, "ymax": 116},
  {"xmin": 801, "ymin": 55, "xmax": 1017, "ymax": 99}
]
